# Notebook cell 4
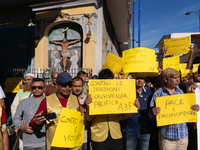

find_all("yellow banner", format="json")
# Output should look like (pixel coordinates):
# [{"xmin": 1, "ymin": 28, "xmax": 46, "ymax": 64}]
[
  {"xmin": 180, "ymin": 69, "xmax": 190, "ymax": 78},
  {"xmin": 164, "ymin": 36, "xmax": 190, "ymax": 55},
  {"xmin": 4, "ymin": 78, "xmax": 23, "ymax": 93},
  {"xmin": 192, "ymin": 64, "xmax": 200, "ymax": 73},
  {"xmin": 51, "ymin": 108, "xmax": 85, "ymax": 148},
  {"xmin": 103, "ymin": 52, "xmax": 122, "ymax": 76},
  {"xmin": 122, "ymin": 47, "xmax": 158, "ymax": 73},
  {"xmin": 163, "ymin": 55, "xmax": 180, "ymax": 71},
  {"xmin": 89, "ymin": 79, "xmax": 137, "ymax": 115},
  {"xmin": 156, "ymin": 93, "xmax": 197, "ymax": 127},
  {"xmin": 179, "ymin": 63, "xmax": 187, "ymax": 69}
]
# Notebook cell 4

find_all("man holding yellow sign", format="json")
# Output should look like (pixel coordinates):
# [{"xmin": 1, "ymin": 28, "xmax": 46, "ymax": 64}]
[
  {"xmin": 150, "ymin": 68, "xmax": 199, "ymax": 150},
  {"xmin": 30, "ymin": 72, "xmax": 84, "ymax": 150},
  {"xmin": 85, "ymin": 69, "xmax": 140, "ymax": 150}
]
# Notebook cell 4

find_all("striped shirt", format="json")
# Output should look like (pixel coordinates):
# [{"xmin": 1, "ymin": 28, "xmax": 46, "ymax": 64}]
[{"xmin": 150, "ymin": 86, "xmax": 188, "ymax": 139}]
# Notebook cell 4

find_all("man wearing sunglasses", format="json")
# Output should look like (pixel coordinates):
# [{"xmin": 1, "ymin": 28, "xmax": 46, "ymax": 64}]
[
  {"xmin": 29, "ymin": 72, "xmax": 82, "ymax": 150},
  {"xmin": 13, "ymin": 78, "xmax": 46, "ymax": 150}
]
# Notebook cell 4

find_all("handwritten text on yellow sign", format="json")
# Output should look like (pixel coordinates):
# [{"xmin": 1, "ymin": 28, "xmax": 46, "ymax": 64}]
[
  {"xmin": 163, "ymin": 55, "xmax": 180, "ymax": 71},
  {"xmin": 51, "ymin": 108, "xmax": 85, "ymax": 148},
  {"xmin": 122, "ymin": 47, "xmax": 158, "ymax": 73},
  {"xmin": 179, "ymin": 63, "xmax": 187, "ymax": 69},
  {"xmin": 103, "ymin": 52, "xmax": 122, "ymax": 76},
  {"xmin": 180, "ymin": 69, "xmax": 190, "ymax": 78},
  {"xmin": 156, "ymin": 93, "xmax": 197, "ymax": 127},
  {"xmin": 192, "ymin": 64, "xmax": 200, "ymax": 73},
  {"xmin": 89, "ymin": 79, "xmax": 137, "ymax": 115},
  {"xmin": 164, "ymin": 36, "xmax": 190, "ymax": 55}
]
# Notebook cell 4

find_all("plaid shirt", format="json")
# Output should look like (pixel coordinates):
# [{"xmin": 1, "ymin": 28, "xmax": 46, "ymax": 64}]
[{"xmin": 150, "ymin": 86, "xmax": 188, "ymax": 139}]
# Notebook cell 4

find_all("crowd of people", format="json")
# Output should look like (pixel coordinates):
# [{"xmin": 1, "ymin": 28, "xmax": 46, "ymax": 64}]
[{"xmin": 0, "ymin": 53, "xmax": 199, "ymax": 150}]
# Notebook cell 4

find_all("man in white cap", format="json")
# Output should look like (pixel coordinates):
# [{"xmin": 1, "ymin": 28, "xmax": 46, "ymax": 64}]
[{"xmin": 11, "ymin": 73, "xmax": 35, "ymax": 150}]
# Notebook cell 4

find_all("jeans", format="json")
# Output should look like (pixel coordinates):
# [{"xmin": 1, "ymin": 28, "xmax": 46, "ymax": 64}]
[
  {"xmin": 125, "ymin": 132, "xmax": 150, "ymax": 150},
  {"xmin": 79, "ymin": 142, "xmax": 87, "ymax": 150}
]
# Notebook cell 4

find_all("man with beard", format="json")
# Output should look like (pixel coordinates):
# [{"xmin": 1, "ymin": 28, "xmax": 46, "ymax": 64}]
[
  {"xmin": 124, "ymin": 73, "xmax": 153, "ymax": 150},
  {"xmin": 72, "ymin": 77, "xmax": 88, "ymax": 150},
  {"xmin": 13, "ymin": 78, "xmax": 46, "ymax": 150},
  {"xmin": 11, "ymin": 73, "xmax": 34, "ymax": 150},
  {"xmin": 11, "ymin": 73, "xmax": 35, "ymax": 117},
  {"xmin": 44, "ymin": 72, "xmax": 59, "ymax": 96}
]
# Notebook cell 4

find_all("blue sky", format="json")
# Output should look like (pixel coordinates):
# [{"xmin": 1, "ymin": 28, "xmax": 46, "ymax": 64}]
[{"xmin": 131, "ymin": 0, "xmax": 200, "ymax": 53}]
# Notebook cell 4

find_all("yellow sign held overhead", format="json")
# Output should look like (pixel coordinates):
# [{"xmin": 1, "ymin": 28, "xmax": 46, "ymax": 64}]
[
  {"xmin": 163, "ymin": 55, "xmax": 180, "ymax": 71},
  {"xmin": 103, "ymin": 52, "xmax": 122, "ymax": 76},
  {"xmin": 180, "ymin": 69, "xmax": 190, "ymax": 78},
  {"xmin": 4, "ymin": 78, "xmax": 23, "ymax": 93},
  {"xmin": 156, "ymin": 93, "xmax": 197, "ymax": 127},
  {"xmin": 89, "ymin": 79, "xmax": 137, "ymax": 115},
  {"xmin": 164, "ymin": 36, "xmax": 190, "ymax": 55},
  {"xmin": 122, "ymin": 47, "xmax": 158, "ymax": 73},
  {"xmin": 192, "ymin": 64, "xmax": 200, "ymax": 73},
  {"xmin": 179, "ymin": 63, "xmax": 187, "ymax": 69},
  {"xmin": 51, "ymin": 108, "xmax": 85, "ymax": 148}
]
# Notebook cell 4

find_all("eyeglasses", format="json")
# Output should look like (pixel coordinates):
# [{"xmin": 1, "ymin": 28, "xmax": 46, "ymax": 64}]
[
  {"xmin": 31, "ymin": 86, "xmax": 44, "ymax": 90},
  {"xmin": 60, "ymin": 83, "xmax": 72, "ymax": 88}
]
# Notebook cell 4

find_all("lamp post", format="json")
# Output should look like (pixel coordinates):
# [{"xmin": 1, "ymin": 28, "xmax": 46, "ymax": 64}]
[
  {"xmin": 138, "ymin": 0, "xmax": 141, "ymax": 47},
  {"xmin": 185, "ymin": 9, "xmax": 200, "ymax": 32}
]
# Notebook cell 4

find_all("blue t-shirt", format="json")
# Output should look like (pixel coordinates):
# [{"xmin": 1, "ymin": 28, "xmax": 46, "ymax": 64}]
[{"xmin": 124, "ymin": 87, "xmax": 153, "ymax": 134}]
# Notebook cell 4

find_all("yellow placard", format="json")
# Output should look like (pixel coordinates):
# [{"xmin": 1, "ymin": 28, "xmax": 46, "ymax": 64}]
[
  {"xmin": 51, "ymin": 108, "xmax": 85, "ymax": 148},
  {"xmin": 164, "ymin": 36, "xmax": 190, "ymax": 55},
  {"xmin": 180, "ymin": 69, "xmax": 190, "ymax": 78},
  {"xmin": 88, "ymin": 79, "xmax": 137, "ymax": 115},
  {"xmin": 103, "ymin": 52, "xmax": 122, "ymax": 76},
  {"xmin": 192, "ymin": 64, "xmax": 200, "ymax": 73},
  {"xmin": 4, "ymin": 78, "xmax": 23, "ymax": 93},
  {"xmin": 123, "ymin": 73, "xmax": 129, "ymax": 79},
  {"xmin": 163, "ymin": 55, "xmax": 180, "ymax": 71},
  {"xmin": 179, "ymin": 63, "xmax": 187, "ymax": 69},
  {"xmin": 156, "ymin": 93, "xmax": 197, "ymax": 127},
  {"xmin": 122, "ymin": 47, "xmax": 158, "ymax": 73}
]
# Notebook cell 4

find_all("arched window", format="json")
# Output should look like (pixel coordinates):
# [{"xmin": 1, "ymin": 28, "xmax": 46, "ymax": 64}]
[{"xmin": 48, "ymin": 23, "xmax": 82, "ymax": 75}]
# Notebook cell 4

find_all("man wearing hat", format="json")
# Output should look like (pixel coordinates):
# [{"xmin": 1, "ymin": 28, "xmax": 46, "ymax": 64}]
[
  {"xmin": 29, "ymin": 72, "xmax": 82, "ymax": 150},
  {"xmin": 11, "ymin": 73, "xmax": 35, "ymax": 117},
  {"xmin": 11, "ymin": 73, "xmax": 35, "ymax": 150},
  {"xmin": 124, "ymin": 73, "xmax": 154, "ymax": 150}
]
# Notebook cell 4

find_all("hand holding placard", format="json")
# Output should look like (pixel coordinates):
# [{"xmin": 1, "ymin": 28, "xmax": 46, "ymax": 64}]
[
  {"xmin": 156, "ymin": 93, "xmax": 197, "ymax": 127},
  {"xmin": 88, "ymin": 79, "xmax": 137, "ymax": 115},
  {"xmin": 51, "ymin": 108, "xmax": 85, "ymax": 148},
  {"xmin": 122, "ymin": 47, "xmax": 158, "ymax": 73},
  {"xmin": 164, "ymin": 36, "xmax": 190, "ymax": 55}
]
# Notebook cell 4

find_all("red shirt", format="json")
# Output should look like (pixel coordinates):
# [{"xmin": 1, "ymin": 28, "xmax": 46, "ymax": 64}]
[
  {"xmin": 2, "ymin": 106, "xmax": 7, "ymax": 124},
  {"xmin": 31, "ymin": 96, "xmax": 80, "ymax": 127}
]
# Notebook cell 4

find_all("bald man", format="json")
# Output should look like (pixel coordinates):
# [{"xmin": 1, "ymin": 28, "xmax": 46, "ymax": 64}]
[{"xmin": 44, "ymin": 72, "xmax": 59, "ymax": 96}]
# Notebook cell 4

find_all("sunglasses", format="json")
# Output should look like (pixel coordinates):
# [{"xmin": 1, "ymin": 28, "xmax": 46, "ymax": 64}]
[
  {"xmin": 60, "ymin": 83, "xmax": 72, "ymax": 88},
  {"xmin": 31, "ymin": 86, "xmax": 44, "ymax": 90}
]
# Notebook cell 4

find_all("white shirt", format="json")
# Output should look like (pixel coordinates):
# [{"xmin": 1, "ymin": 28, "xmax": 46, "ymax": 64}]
[{"xmin": 0, "ymin": 86, "xmax": 5, "ymax": 99}]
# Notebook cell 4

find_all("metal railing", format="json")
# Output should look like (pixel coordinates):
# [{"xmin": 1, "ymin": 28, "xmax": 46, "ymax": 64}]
[{"xmin": 13, "ymin": 68, "xmax": 93, "ymax": 85}]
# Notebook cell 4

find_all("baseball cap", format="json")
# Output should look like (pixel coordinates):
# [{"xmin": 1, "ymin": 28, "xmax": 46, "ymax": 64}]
[{"xmin": 56, "ymin": 72, "xmax": 72, "ymax": 84}]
